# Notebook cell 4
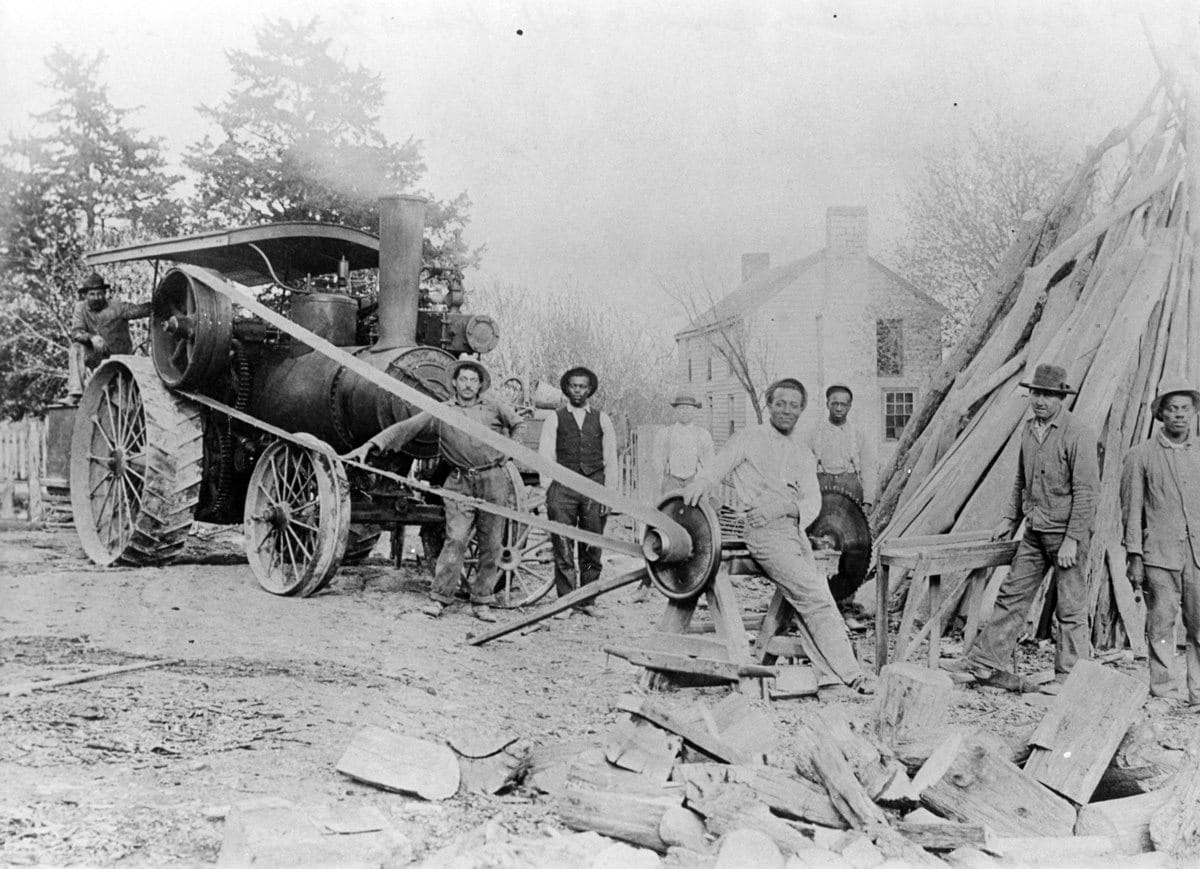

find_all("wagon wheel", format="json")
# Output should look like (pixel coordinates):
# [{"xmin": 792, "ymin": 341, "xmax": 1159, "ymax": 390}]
[
  {"xmin": 462, "ymin": 463, "xmax": 556, "ymax": 609},
  {"xmin": 70, "ymin": 357, "xmax": 203, "ymax": 566},
  {"xmin": 151, "ymin": 268, "xmax": 232, "ymax": 390},
  {"xmin": 244, "ymin": 439, "xmax": 350, "ymax": 597}
]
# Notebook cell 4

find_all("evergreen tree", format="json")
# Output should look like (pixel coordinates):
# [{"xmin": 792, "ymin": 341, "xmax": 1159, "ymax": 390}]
[
  {"xmin": 185, "ymin": 18, "xmax": 476, "ymax": 277},
  {"xmin": 0, "ymin": 47, "xmax": 182, "ymax": 418}
]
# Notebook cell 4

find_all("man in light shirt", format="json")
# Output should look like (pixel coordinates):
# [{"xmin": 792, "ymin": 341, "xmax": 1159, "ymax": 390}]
[
  {"xmin": 682, "ymin": 378, "xmax": 871, "ymax": 695},
  {"xmin": 809, "ymin": 384, "xmax": 876, "ymax": 512},
  {"xmin": 538, "ymin": 366, "xmax": 618, "ymax": 613},
  {"xmin": 658, "ymin": 392, "xmax": 715, "ymax": 496}
]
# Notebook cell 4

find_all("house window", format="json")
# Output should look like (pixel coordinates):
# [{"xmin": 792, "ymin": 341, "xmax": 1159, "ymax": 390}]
[
  {"xmin": 877, "ymin": 318, "xmax": 904, "ymax": 376},
  {"xmin": 727, "ymin": 395, "xmax": 736, "ymax": 436},
  {"xmin": 687, "ymin": 357, "xmax": 693, "ymax": 382},
  {"xmin": 706, "ymin": 356, "xmax": 713, "ymax": 381},
  {"xmin": 882, "ymin": 389, "xmax": 916, "ymax": 441}
]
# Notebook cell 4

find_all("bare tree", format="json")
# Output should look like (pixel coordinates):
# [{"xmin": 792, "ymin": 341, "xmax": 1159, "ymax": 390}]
[
  {"xmin": 891, "ymin": 118, "xmax": 1066, "ymax": 347},
  {"xmin": 659, "ymin": 272, "xmax": 776, "ymax": 424}
]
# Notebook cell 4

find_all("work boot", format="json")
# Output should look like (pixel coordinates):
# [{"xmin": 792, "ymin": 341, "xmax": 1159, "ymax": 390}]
[
  {"xmin": 422, "ymin": 601, "xmax": 446, "ymax": 618},
  {"xmin": 471, "ymin": 604, "xmax": 498, "ymax": 623}
]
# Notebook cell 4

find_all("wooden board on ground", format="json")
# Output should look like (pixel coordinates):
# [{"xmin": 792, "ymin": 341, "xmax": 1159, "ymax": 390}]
[
  {"xmin": 556, "ymin": 788, "xmax": 674, "ymax": 853},
  {"xmin": 911, "ymin": 732, "xmax": 1075, "ymax": 837},
  {"xmin": 894, "ymin": 820, "xmax": 988, "ymax": 852},
  {"xmin": 1075, "ymin": 788, "xmax": 1170, "ymax": 855},
  {"xmin": 709, "ymin": 693, "xmax": 777, "ymax": 756},
  {"xmin": 678, "ymin": 762, "xmax": 846, "ymax": 829},
  {"xmin": 336, "ymin": 725, "xmax": 460, "ymax": 800},
  {"xmin": 1024, "ymin": 659, "xmax": 1148, "ymax": 804}
]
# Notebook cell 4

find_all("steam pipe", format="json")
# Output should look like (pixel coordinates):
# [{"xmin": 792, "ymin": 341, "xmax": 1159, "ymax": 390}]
[{"xmin": 375, "ymin": 194, "xmax": 426, "ymax": 350}]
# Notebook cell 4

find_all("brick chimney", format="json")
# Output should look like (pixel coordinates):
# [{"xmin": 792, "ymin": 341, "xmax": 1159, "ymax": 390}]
[
  {"xmin": 826, "ymin": 206, "xmax": 868, "ymax": 259},
  {"xmin": 741, "ymin": 252, "xmax": 770, "ymax": 283}
]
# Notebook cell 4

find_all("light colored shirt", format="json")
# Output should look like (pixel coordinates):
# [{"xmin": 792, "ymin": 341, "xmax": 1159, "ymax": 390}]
[
  {"xmin": 1121, "ymin": 431, "xmax": 1200, "ymax": 569},
  {"xmin": 808, "ymin": 417, "xmax": 877, "ymax": 501},
  {"xmin": 372, "ymin": 395, "xmax": 523, "ymax": 469},
  {"xmin": 537, "ymin": 403, "xmax": 618, "ymax": 489},
  {"xmin": 693, "ymin": 422, "xmax": 823, "ymax": 528},
  {"xmin": 661, "ymin": 422, "xmax": 715, "ymax": 480}
]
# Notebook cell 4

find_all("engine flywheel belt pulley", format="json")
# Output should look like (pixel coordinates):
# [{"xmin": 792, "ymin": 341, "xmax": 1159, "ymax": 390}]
[{"xmin": 644, "ymin": 493, "xmax": 722, "ymax": 600}]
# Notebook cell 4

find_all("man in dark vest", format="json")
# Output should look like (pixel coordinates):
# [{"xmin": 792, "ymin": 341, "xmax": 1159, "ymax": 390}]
[{"xmin": 538, "ymin": 365, "xmax": 618, "ymax": 613}]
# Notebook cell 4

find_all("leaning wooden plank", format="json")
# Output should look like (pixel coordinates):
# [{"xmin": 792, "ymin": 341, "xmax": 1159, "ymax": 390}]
[
  {"xmin": 796, "ymin": 721, "xmax": 887, "ymax": 831},
  {"xmin": 1075, "ymin": 788, "xmax": 1171, "ymax": 855},
  {"xmin": 614, "ymin": 694, "xmax": 751, "ymax": 764},
  {"xmin": 604, "ymin": 716, "xmax": 681, "ymax": 784},
  {"xmin": 336, "ymin": 726, "xmax": 460, "ymax": 800},
  {"xmin": 874, "ymin": 663, "xmax": 953, "ymax": 750},
  {"xmin": 606, "ymin": 647, "xmax": 777, "ymax": 681},
  {"xmin": 678, "ymin": 763, "xmax": 846, "ymax": 829},
  {"xmin": 467, "ymin": 566, "xmax": 647, "ymax": 645},
  {"xmin": 911, "ymin": 732, "xmax": 1075, "ymax": 837},
  {"xmin": 1149, "ymin": 733, "xmax": 1200, "ymax": 859},
  {"xmin": 1024, "ymin": 659, "xmax": 1148, "ymax": 804},
  {"xmin": 1, "ymin": 658, "xmax": 181, "ymax": 697},
  {"xmin": 556, "ymin": 788, "xmax": 672, "ymax": 853}
]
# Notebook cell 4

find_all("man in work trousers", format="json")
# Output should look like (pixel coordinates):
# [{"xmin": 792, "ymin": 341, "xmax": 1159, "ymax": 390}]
[
  {"xmin": 682, "ymin": 378, "xmax": 872, "ymax": 696},
  {"xmin": 538, "ymin": 366, "xmax": 618, "ymax": 615},
  {"xmin": 1120, "ymin": 379, "xmax": 1200, "ymax": 711},
  {"xmin": 809, "ymin": 383, "xmax": 876, "ymax": 513},
  {"xmin": 344, "ymin": 359, "xmax": 523, "ymax": 623},
  {"xmin": 954, "ymin": 363, "xmax": 1099, "ymax": 691},
  {"xmin": 67, "ymin": 272, "xmax": 152, "ymax": 402}
]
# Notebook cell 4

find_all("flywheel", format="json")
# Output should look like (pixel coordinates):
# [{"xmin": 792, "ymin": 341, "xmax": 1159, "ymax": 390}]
[
  {"xmin": 70, "ymin": 356, "xmax": 204, "ymax": 566},
  {"xmin": 806, "ymin": 486, "xmax": 872, "ymax": 601}
]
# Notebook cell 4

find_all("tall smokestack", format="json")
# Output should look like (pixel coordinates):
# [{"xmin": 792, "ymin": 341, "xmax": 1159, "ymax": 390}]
[{"xmin": 375, "ymin": 194, "xmax": 426, "ymax": 350}]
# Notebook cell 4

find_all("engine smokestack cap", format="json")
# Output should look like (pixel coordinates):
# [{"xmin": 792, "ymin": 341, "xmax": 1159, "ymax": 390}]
[
  {"xmin": 449, "ymin": 358, "xmax": 492, "ymax": 393},
  {"xmin": 560, "ymin": 366, "xmax": 598, "ymax": 398}
]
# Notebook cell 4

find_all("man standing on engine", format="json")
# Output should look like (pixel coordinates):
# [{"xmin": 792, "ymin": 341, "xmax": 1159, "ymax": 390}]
[
  {"xmin": 539, "ymin": 366, "xmax": 618, "ymax": 614},
  {"xmin": 66, "ymin": 272, "xmax": 152, "ymax": 402},
  {"xmin": 345, "ymin": 359, "xmax": 523, "ymax": 623}
]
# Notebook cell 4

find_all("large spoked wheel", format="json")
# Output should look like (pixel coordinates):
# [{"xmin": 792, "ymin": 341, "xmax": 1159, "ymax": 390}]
[
  {"xmin": 463, "ymin": 464, "xmax": 556, "ymax": 609},
  {"xmin": 70, "ymin": 357, "xmax": 203, "ymax": 566},
  {"xmin": 151, "ymin": 268, "xmax": 232, "ymax": 390},
  {"xmin": 244, "ymin": 439, "xmax": 350, "ymax": 597}
]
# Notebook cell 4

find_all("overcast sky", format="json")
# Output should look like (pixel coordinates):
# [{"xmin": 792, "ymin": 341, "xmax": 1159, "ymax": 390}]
[{"xmin": 0, "ymin": 0, "xmax": 1170, "ymax": 319}]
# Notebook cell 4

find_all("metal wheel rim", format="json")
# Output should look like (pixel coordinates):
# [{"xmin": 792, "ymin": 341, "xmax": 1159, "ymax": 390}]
[
  {"xmin": 70, "ymin": 364, "xmax": 147, "ymax": 565},
  {"xmin": 151, "ymin": 269, "xmax": 231, "ymax": 389},
  {"xmin": 244, "ymin": 440, "xmax": 350, "ymax": 596}
]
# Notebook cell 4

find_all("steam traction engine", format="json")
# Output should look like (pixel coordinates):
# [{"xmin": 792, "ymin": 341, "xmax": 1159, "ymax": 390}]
[{"xmin": 71, "ymin": 196, "xmax": 520, "ymax": 598}]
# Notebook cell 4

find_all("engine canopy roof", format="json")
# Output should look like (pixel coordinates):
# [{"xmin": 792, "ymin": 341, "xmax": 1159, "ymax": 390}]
[{"xmin": 86, "ymin": 222, "xmax": 381, "ymax": 286}]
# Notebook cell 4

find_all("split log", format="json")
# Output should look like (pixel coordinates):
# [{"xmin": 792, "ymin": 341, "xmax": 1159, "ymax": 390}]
[
  {"xmin": 658, "ymin": 805, "xmax": 709, "ymax": 852},
  {"xmin": 615, "ymin": 694, "xmax": 752, "ymax": 765},
  {"xmin": 708, "ymin": 693, "xmax": 777, "ymax": 757},
  {"xmin": 874, "ymin": 663, "xmax": 953, "ymax": 750},
  {"xmin": 688, "ymin": 782, "xmax": 811, "ymax": 856},
  {"xmin": 795, "ymin": 721, "xmax": 886, "ymax": 831},
  {"xmin": 891, "ymin": 727, "xmax": 1021, "ymax": 773},
  {"xmin": 1149, "ymin": 734, "xmax": 1200, "ymax": 859},
  {"xmin": 1075, "ymin": 789, "xmax": 1170, "ymax": 855},
  {"xmin": 1094, "ymin": 719, "xmax": 1184, "ymax": 799},
  {"xmin": 678, "ymin": 763, "xmax": 845, "ymax": 829},
  {"xmin": 797, "ymin": 707, "xmax": 898, "ymax": 802},
  {"xmin": 605, "ymin": 716, "xmax": 682, "ymax": 784},
  {"xmin": 556, "ymin": 789, "xmax": 673, "ymax": 853},
  {"xmin": 336, "ymin": 726, "xmax": 460, "ymax": 800},
  {"xmin": 526, "ymin": 737, "xmax": 599, "ymax": 794},
  {"xmin": 895, "ymin": 821, "xmax": 989, "ymax": 852},
  {"xmin": 567, "ymin": 748, "xmax": 684, "ymax": 797},
  {"xmin": 1023, "ymin": 660, "xmax": 1148, "ymax": 804},
  {"xmin": 911, "ymin": 732, "xmax": 1075, "ymax": 837}
]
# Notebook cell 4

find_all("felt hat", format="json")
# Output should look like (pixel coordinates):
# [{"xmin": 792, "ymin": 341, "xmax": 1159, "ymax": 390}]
[
  {"xmin": 1151, "ymin": 378, "xmax": 1200, "ymax": 420},
  {"xmin": 1019, "ymin": 363, "xmax": 1076, "ymax": 395},
  {"xmin": 670, "ymin": 392, "xmax": 701, "ymax": 408},
  {"xmin": 560, "ymin": 366, "xmax": 598, "ymax": 397},
  {"xmin": 448, "ymin": 358, "xmax": 491, "ymax": 393},
  {"xmin": 765, "ymin": 377, "xmax": 808, "ymax": 410},
  {"xmin": 77, "ymin": 272, "xmax": 109, "ymax": 296},
  {"xmin": 825, "ymin": 383, "xmax": 854, "ymax": 401}
]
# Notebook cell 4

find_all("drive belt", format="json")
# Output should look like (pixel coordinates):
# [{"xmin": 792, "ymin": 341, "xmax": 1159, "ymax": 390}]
[{"xmin": 180, "ymin": 389, "xmax": 643, "ymax": 559}]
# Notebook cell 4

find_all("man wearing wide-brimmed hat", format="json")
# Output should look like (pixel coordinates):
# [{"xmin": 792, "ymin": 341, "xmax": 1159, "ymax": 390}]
[
  {"xmin": 345, "ymin": 358, "xmax": 524, "ymax": 623},
  {"xmin": 951, "ymin": 363, "xmax": 1100, "ymax": 691},
  {"xmin": 66, "ymin": 272, "xmax": 152, "ymax": 401},
  {"xmin": 656, "ymin": 392, "xmax": 715, "ymax": 496},
  {"xmin": 1120, "ymin": 378, "xmax": 1200, "ymax": 711},
  {"xmin": 538, "ymin": 365, "xmax": 617, "ymax": 612}
]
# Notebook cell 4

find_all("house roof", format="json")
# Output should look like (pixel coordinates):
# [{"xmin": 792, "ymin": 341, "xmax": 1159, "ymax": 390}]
[{"xmin": 675, "ymin": 248, "xmax": 945, "ymax": 338}]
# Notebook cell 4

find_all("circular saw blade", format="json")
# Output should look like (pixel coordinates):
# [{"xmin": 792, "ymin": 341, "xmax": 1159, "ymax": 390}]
[{"xmin": 805, "ymin": 485, "xmax": 872, "ymax": 601}]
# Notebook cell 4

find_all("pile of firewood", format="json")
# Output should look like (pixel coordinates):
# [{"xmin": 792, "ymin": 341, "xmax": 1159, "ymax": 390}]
[
  {"xmin": 537, "ymin": 663, "xmax": 1198, "ymax": 865},
  {"xmin": 873, "ymin": 67, "xmax": 1200, "ymax": 651}
]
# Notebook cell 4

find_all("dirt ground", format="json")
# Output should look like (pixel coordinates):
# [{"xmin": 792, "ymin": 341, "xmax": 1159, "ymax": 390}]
[{"xmin": 0, "ymin": 523, "xmax": 1194, "ymax": 866}]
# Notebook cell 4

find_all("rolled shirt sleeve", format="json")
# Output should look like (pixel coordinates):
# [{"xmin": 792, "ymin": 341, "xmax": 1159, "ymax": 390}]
[
  {"xmin": 1065, "ymin": 422, "xmax": 1100, "ymax": 543},
  {"xmin": 1119, "ymin": 448, "xmax": 1145, "ymax": 557}
]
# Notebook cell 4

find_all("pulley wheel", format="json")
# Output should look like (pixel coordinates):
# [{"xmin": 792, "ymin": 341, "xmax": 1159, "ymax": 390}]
[
  {"xmin": 644, "ymin": 492, "xmax": 721, "ymax": 601},
  {"xmin": 150, "ymin": 268, "xmax": 232, "ymax": 390}
]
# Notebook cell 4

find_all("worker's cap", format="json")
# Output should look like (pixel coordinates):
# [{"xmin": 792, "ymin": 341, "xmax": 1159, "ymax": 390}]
[
  {"xmin": 670, "ymin": 392, "xmax": 701, "ymax": 408},
  {"xmin": 560, "ymin": 366, "xmax": 599, "ymax": 397},
  {"xmin": 765, "ymin": 377, "xmax": 807, "ymax": 409},
  {"xmin": 1151, "ymin": 378, "xmax": 1200, "ymax": 420},
  {"xmin": 1018, "ymin": 363, "xmax": 1076, "ymax": 395},
  {"xmin": 825, "ymin": 383, "xmax": 854, "ymax": 401},
  {"xmin": 448, "ymin": 359, "xmax": 491, "ymax": 393},
  {"xmin": 77, "ymin": 272, "xmax": 109, "ymax": 296}
]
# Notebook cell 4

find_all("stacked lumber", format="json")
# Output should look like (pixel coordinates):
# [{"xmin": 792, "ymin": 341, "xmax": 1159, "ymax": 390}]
[{"xmin": 875, "ymin": 72, "xmax": 1200, "ymax": 653}]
